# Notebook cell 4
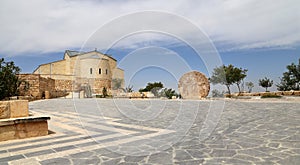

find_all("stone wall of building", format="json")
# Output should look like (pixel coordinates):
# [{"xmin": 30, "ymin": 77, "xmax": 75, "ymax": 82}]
[
  {"xmin": 18, "ymin": 74, "xmax": 41, "ymax": 98},
  {"xmin": 40, "ymin": 77, "xmax": 55, "ymax": 96},
  {"xmin": 50, "ymin": 60, "xmax": 66, "ymax": 75},
  {"xmin": 74, "ymin": 78, "xmax": 112, "ymax": 94},
  {"xmin": 31, "ymin": 50, "xmax": 124, "ymax": 96},
  {"xmin": 18, "ymin": 74, "xmax": 67, "ymax": 99},
  {"xmin": 112, "ymin": 68, "xmax": 125, "ymax": 89},
  {"xmin": 54, "ymin": 79, "xmax": 73, "ymax": 91},
  {"xmin": 33, "ymin": 60, "xmax": 66, "ymax": 75},
  {"xmin": 94, "ymin": 79, "xmax": 112, "ymax": 94}
]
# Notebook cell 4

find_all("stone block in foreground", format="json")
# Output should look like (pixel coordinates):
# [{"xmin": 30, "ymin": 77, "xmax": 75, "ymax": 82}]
[
  {"xmin": 0, "ymin": 117, "xmax": 50, "ymax": 141},
  {"xmin": 0, "ymin": 100, "xmax": 50, "ymax": 141},
  {"xmin": 0, "ymin": 100, "xmax": 29, "ymax": 119}
]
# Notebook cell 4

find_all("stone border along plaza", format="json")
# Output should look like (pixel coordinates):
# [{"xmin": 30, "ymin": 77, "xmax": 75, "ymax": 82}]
[{"xmin": 0, "ymin": 98, "xmax": 299, "ymax": 164}]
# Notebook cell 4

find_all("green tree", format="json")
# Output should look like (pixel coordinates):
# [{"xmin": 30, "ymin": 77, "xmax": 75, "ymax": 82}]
[
  {"xmin": 277, "ymin": 59, "xmax": 300, "ymax": 91},
  {"xmin": 0, "ymin": 58, "xmax": 21, "ymax": 100},
  {"xmin": 160, "ymin": 88, "xmax": 178, "ymax": 99},
  {"xmin": 245, "ymin": 82, "xmax": 254, "ymax": 93},
  {"xmin": 211, "ymin": 89, "xmax": 224, "ymax": 97},
  {"xmin": 259, "ymin": 77, "xmax": 273, "ymax": 92},
  {"xmin": 139, "ymin": 82, "xmax": 164, "ymax": 96},
  {"xmin": 233, "ymin": 67, "xmax": 248, "ymax": 93},
  {"xmin": 210, "ymin": 64, "xmax": 247, "ymax": 95}
]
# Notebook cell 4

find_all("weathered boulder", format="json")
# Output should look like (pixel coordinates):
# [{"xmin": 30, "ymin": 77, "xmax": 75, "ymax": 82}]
[{"xmin": 178, "ymin": 71, "xmax": 210, "ymax": 99}]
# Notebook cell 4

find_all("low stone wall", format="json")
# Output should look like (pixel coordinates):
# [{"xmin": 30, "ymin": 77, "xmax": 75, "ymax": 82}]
[
  {"xmin": 18, "ymin": 74, "xmax": 69, "ymax": 100},
  {"xmin": 0, "ymin": 118, "xmax": 49, "ymax": 141},
  {"xmin": 18, "ymin": 74, "xmax": 116, "ymax": 99},
  {"xmin": 0, "ymin": 100, "xmax": 50, "ymax": 141},
  {"xmin": 18, "ymin": 74, "xmax": 41, "ymax": 98},
  {"xmin": 18, "ymin": 74, "xmax": 55, "ymax": 99},
  {"xmin": 227, "ymin": 91, "xmax": 300, "ymax": 97}
]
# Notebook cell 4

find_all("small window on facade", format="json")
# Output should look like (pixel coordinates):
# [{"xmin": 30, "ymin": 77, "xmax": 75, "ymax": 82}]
[
  {"xmin": 106, "ymin": 69, "xmax": 108, "ymax": 75},
  {"xmin": 99, "ymin": 68, "xmax": 101, "ymax": 74},
  {"xmin": 90, "ymin": 68, "xmax": 92, "ymax": 74}
]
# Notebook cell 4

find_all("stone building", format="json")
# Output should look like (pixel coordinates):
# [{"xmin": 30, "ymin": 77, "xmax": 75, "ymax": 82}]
[{"xmin": 31, "ymin": 50, "xmax": 124, "ymax": 96}]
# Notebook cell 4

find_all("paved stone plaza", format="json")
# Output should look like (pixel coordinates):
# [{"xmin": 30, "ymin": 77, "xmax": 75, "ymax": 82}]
[{"xmin": 0, "ymin": 98, "xmax": 299, "ymax": 165}]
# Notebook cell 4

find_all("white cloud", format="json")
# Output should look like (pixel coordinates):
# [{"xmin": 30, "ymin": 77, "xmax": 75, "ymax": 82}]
[{"xmin": 0, "ymin": 0, "xmax": 299, "ymax": 56}]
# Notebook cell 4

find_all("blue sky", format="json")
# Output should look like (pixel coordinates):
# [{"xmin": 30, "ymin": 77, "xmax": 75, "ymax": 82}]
[{"xmin": 1, "ymin": 0, "xmax": 300, "ymax": 93}]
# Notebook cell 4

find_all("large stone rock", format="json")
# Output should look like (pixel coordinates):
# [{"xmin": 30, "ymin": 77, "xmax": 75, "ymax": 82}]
[{"xmin": 178, "ymin": 71, "xmax": 210, "ymax": 99}]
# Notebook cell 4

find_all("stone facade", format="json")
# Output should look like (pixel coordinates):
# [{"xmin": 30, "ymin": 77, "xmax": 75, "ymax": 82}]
[
  {"xmin": 18, "ymin": 74, "xmax": 68, "ymax": 99},
  {"xmin": 178, "ymin": 71, "xmax": 210, "ymax": 99},
  {"xmin": 54, "ymin": 79, "xmax": 73, "ymax": 91},
  {"xmin": 33, "ymin": 50, "xmax": 124, "ymax": 95},
  {"xmin": 18, "ymin": 74, "xmax": 56, "ymax": 99}
]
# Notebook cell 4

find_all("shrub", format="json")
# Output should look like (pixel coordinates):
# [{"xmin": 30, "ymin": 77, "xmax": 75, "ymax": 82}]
[
  {"xmin": 261, "ymin": 93, "xmax": 282, "ymax": 98},
  {"xmin": 211, "ymin": 89, "xmax": 224, "ymax": 97},
  {"xmin": 0, "ymin": 58, "xmax": 22, "ymax": 100}
]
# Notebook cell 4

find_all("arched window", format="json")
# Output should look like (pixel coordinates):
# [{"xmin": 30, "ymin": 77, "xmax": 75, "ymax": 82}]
[
  {"xmin": 106, "ymin": 69, "xmax": 108, "ymax": 75},
  {"xmin": 90, "ymin": 68, "xmax": 92, "ymax": 74},
  {"xmin": 99, "ymin": 68, "xmax": 101, "ymax": 74}
]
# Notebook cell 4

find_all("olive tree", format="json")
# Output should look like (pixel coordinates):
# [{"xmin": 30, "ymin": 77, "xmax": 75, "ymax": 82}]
[
  {"xmin": 277, "ymin": 58, "xmax": 300, "ymax": 91},
  {"xmin": 245, "ymin": 82, "xmax": 254, "ymax": 93},
  {"xmin": 160, "ymin": 88, "xmax": 178, "ymax": 99},
  {"xmin": 139, "ymin": 82, "xmax": 164, "ymax": 97},
  {"xmin": 0, "ymin": 58, "xmax": 21, "ymax": 100},
  {"xmin": 259, "ymin": 77, "xmax": 273, "ymax": 92},
  {"xmin": 210, "ymin": 64, "xmax": 247, "ymax": 95}
]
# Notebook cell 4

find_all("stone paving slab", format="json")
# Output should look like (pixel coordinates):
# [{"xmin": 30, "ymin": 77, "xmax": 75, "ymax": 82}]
[{"xmin": 0, "ymin": 98, "xmax": 299, "ymax": 164}]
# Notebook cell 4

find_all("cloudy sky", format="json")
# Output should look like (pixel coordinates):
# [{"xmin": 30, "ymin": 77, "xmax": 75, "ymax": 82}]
[{"xmin": 1, "ymin": 0, "xmax": 300, "ymax": 92}]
